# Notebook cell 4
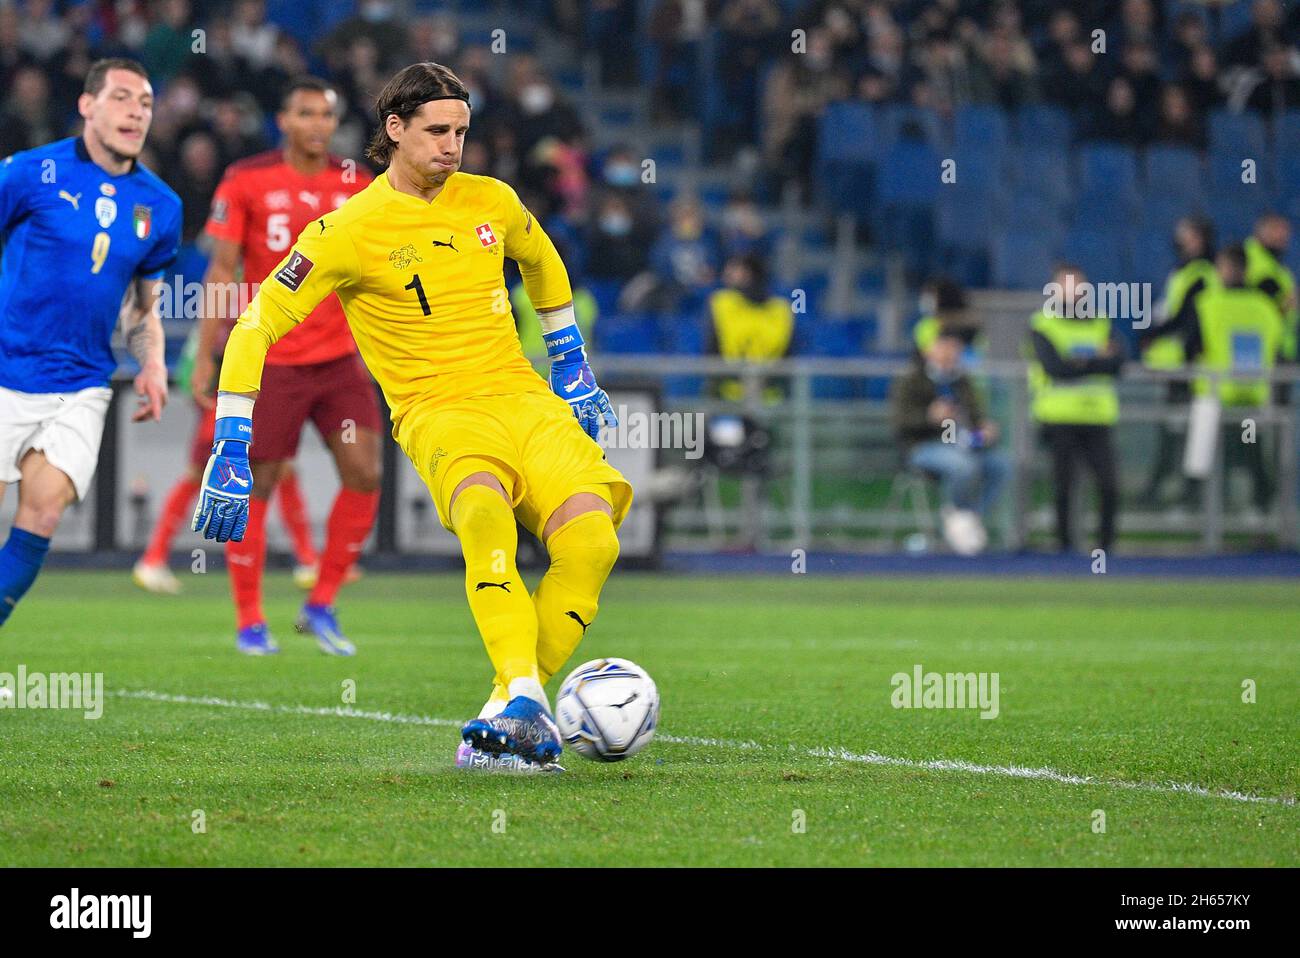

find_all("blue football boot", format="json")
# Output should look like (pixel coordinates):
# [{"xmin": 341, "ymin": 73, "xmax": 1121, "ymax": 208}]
[
  {"xmin": 294, "ymin": 604, "xmax": 356, "ymax": 656},
  {"xmin": 236, "ymin": 622, "xmax": 279, "ymax": 656},
  {"xmin": 460, "ymin": 695, "xmax": 562, "ymax": 764}
]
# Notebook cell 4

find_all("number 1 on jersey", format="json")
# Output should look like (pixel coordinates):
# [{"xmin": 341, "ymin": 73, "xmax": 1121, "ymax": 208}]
[{"xmin": 404, "ymin": 273, "xmax": 431, "ymax": 315}]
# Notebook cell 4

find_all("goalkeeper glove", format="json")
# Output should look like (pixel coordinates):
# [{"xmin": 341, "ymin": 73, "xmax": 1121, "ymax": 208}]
[
  {"xmin": 545, "ymin": 317, "xmax": 618, "ymax": 441},
  {"xmin": 191, "ymin": 395, "xmax": 253, "ymax": 542}
]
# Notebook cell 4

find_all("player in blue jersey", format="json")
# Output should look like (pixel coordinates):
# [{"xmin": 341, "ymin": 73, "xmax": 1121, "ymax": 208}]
[{"xmin": 0, "ymin": 58, "xmax": 182, "ymax": 629}]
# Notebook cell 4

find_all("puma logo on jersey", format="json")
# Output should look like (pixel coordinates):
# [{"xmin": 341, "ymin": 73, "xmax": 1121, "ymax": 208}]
[
  {"xmin": 58, "ymin": 190, "xmax": 81, "ymax": 209},
  {"xmin": 565, "ymin": 610, "xmax": 591, "ymax": 634},
  {"xmin": 317, "ymin": 218, "xmax": 329, "ymax": 234},
  {"xmin": 431, "ymin": 235, "xmax": 458, "ymax": 252},
  {"xmin": 475, "ymin": 581, "xmax": 510, "ymax": 592}
]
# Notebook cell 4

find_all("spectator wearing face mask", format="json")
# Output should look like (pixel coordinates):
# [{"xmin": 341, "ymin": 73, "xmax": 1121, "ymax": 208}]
[
  {"xmin": 597, "ymin": 143, "xmax": 661, "ymax": 233},
  {"xmin": 319, "ymin": 0, "xmax": 409, "ymax": 73},
  {"xmin": 586, "ymin": 192, "xmax": 657, "ymax": 281},
  {"xmin": 508, "ymin": 55, "xmax": 583, "ymax": 156},
  {"xmin": 719, "ymin": 193, "xmax": 773, "ymax": 259}
]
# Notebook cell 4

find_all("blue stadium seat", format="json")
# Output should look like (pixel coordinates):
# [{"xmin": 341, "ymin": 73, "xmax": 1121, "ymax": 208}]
[
  {"xmin": 1014, "ymin": 105, "xmax": 1073, "ymax": 147},
  {"xmin": 818, "ymin": 101, "xmax": 881, "ymax": 163},
  {"xmin": 1005, "ymin": 148, "xmax": 1071, "ymax": 215},
  {"xmin": 878, "ymin": 138, "xmax": 941, "ymax": 277},
  {"xmin": 947, "ymin": 143, "xmax": 1002, "ymax": 194},
  {"xmin": 937, "ymin": 186, "xmax": 996, "ymax": 250},
  {"xmin": 816, "ymin": 102, "xmax": 878, "ymax": 220},
  {"xmin": 651, "ymin": 143, "xmax": 686, "ymax": 168},
  {"xmin": 586, "ymin": 278, "xmax": 624, "ymax": 316},
  {"xmin": 1138, "ymin": 192, "xmax": 1193, "ymax": 236},
  {"xmin": 953, "ymin": 105, "xmax": 1009, "ymax": 156},
  {"xmin": 811, "ymin": 320, "xmax": 867, "ymax": 398},
  {"xmin": 1275, "ymin": 110, "xmax": 1300, "ymax": 157},
  {"xmin": 1078, "ymin": 144, "xmax": 1140, "ymax": 211},
  {"xmin": 792, "ymin": 275, "xmax": 829, "ymax": 316},
  {"xmin": 1144, "ymin": 145, "xmax": 1206, "ymax": 198},
  {"xmin": 877, "ymin": 139, "xmax": 942, "ymax": 206},
  {"xmin": 1063, "ymin": 227, "xmax": 1128, "ymax": 285},
  {"xmin": 1132, "ymin": 228, "xmax": 1177, "ymax": 288},
  {"xmin": 856, "ymin": 266, "xmax": 886, "ymax": 295},
  {"xmin": 992, "ymin": 229, "xmax": 1060, "ymax": 290},
  {"xmin": 1208, "ymin": 109, "xmax": 1268, "ymax": 159},
  {"xmin": 596, "ymin": 313, "xmax": 659, "ymax": 354},
  {"xmin": 881, "ymin": 103, "xmax": 942, "ymax": 147},
  {"xmin": 661, "ymin": 313, "xmax": 707, "ymax": 399},
  {"xmin": 1275, "ymin": 149, "xmax": 1300, "ymax": 205},
  {"xmin": 1209, "ymin": 190, "xmax": 1268, "ymax": 244},
  {"xmin": 998, "ymin": 188, "xmax": 1060, "ymax": 232}
]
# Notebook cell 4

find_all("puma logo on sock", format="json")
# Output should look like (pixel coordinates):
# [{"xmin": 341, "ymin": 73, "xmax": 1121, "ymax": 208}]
[
  {"xmin": 565, "ymin": 610, "xmax": 590, "ymax": 634},
  {"xmin": 475, "ymin": 581, "xmax": 510, "ymax": 592}
]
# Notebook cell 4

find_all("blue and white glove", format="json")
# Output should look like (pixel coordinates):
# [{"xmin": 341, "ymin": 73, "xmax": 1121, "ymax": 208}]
[
  {"xmin": 191, "ymin": 395, "xmax": 254, "ymax": 542},
  {"xmin": 545, "ymin": 316, "xmax": 618, "ymax": 441}
]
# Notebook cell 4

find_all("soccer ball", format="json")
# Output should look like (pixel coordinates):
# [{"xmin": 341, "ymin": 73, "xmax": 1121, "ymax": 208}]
[{"xmin": 555, "ymin": 658, "xmax": 659, "ymax": 762}]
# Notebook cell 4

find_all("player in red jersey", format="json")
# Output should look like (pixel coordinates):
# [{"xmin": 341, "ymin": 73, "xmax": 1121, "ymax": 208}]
[
  {"xmin": 130, "ymin": 318, "xmax": 320, "ymax": 596},
  {"xmin": 192, "ymin": 76, "xmax": 382, "ymax": 656}
]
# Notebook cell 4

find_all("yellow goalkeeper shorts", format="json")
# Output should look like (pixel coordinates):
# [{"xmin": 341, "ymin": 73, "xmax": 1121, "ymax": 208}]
[{"xmin": 398, "ymin": 388, "xmax": 633, "ymax": 541}]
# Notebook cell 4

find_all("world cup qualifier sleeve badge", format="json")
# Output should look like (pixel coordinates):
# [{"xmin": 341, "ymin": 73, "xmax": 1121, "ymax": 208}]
[{"xmin": 133, "ymin": 204, "xmax": 152, "ymax": 240}]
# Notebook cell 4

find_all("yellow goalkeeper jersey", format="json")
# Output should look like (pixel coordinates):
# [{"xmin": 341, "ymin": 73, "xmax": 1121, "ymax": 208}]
[{"xmin": 219, "ymin": 169, "xmax": 573, "ymax": 432}]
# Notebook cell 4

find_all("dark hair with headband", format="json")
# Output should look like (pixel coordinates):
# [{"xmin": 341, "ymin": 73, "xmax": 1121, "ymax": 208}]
[{"xmin": 365, "ymin": 61, "xmax": 470, "ymax": 166}]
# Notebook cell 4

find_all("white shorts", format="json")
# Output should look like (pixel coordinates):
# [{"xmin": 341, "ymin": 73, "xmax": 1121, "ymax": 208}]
[{"xmin": 0, "ymin": 384, "xmax": 113, "ymax": 501}]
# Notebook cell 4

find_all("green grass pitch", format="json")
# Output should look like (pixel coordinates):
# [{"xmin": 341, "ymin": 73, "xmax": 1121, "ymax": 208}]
[{"xmin": 0, "ymin": 570, "xmax": 1295, "ymax": 867}]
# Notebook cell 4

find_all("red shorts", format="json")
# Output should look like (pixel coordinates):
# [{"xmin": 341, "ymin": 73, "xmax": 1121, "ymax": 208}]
[
  {"xmin": 251, "ymin": 353, "xmax": 383, "ymax": 462},
  {"xmin": 188, "ymin": 402, "xmax": 216, "ymax": 469}
]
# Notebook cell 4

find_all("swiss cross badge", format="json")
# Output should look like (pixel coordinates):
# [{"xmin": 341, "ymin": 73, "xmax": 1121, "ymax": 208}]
[{"xmin": 475, "ymin": 222, "xmax": 497, "ymax": 247}]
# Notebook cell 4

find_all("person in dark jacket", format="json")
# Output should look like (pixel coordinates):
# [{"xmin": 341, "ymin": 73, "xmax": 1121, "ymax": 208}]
[{"xmin": 891, "ymin": 330, "xmax": 1008, "ymax": 537}]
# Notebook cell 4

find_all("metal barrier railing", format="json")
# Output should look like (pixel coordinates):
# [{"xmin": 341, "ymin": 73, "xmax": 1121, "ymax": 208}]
[{"xmin": 595, "ymin": 355, "xmax": 1300, "ymax": 553}]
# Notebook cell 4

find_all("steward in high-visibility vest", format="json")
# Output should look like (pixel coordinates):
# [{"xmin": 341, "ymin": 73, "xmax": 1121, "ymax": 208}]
[
  {"xmin": 1192, "ymin": 283, "xmax": 1284, "ymax": 407},
  {"xmin": 1027, "ymin": 311, "xmax": 1121, "ymax": 425},
  {"xmin": 706, "ymin": 254, "xmax": 794, "ymax": 403},
  {"xmin": 1136, "ymin": 216, "xmax": 1216, "ymax": 506},
  {"xmin": 1186, "ymin": 243, "xmax": 1283, "ymax": 511},
  {"xmin": 1143, "ymin": 258, "xmax": 1218, "ymax": 374},
  {"xmin": 1024, "ymin": 265, "xmax": 1124, "ymax": 553},
  {"xmin": 1244, "ymin": 232, "xmax": 1297, "ymax": 362}
]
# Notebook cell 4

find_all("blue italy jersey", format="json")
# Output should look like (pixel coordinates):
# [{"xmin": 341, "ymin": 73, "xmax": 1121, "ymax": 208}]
[{"xmin": 0, "ymin": 137, "xmax": 182, "ymax": 393}]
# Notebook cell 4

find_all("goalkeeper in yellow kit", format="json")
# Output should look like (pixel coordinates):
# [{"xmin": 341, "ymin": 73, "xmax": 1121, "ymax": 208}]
[{"xmin": 192, "ymin": 63, "xmax": 631, "ymax": 771}]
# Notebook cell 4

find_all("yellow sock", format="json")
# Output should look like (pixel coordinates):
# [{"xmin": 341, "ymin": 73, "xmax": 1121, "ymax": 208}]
[
  {"xmin": 451, "ymin": 485, "xmax": 539, "ymax": 689},
  {"xmin": 533, "ymin": 511, "xmax": 620, "ymax": 686}
]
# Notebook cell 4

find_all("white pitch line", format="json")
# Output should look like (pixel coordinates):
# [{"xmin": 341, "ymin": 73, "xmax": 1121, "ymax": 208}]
[{"xmin": 109, "ymin": 689, "xmax": 1296, "ymax": 807}]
